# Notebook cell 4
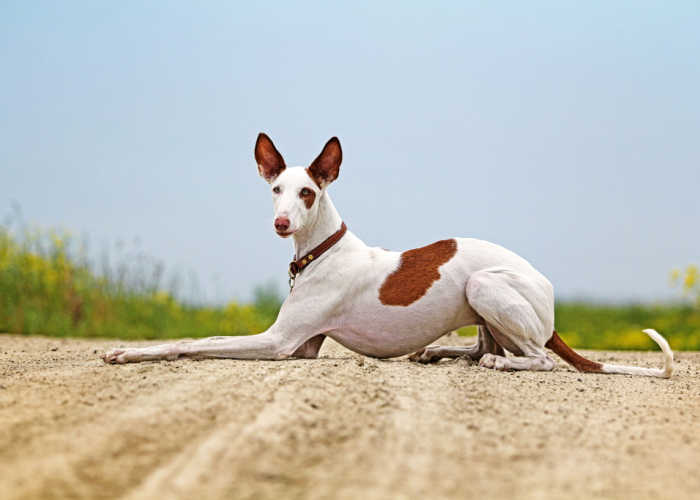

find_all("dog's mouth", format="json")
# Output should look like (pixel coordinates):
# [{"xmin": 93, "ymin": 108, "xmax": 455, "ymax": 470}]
[{"xmin": 275, "ymin": 229, "xmax": 295, "ymax": 238}]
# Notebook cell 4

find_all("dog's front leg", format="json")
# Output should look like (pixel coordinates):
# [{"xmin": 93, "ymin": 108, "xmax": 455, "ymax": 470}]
[
  {"xmin": 103, "ymin": 289, "xmax": 339, "ymax": 364},
  {"xmin": 102, "ymin": 330, "xmax": 297, "ymax": 364}
]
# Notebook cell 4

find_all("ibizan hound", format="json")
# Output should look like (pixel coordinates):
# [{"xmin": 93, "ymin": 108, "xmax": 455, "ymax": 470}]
[{"xmin": 103, "ymin": 134, "xmax": 673, "ymax": 378}]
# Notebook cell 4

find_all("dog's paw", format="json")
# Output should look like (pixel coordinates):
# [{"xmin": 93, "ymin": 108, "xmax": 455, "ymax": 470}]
[
  {"xmin": 408, "ymin": 349, "xmax": 426, "ymax": 362},
  {"xmin": 478, "ymin": 353, "xmax": 495, "ymax": 368},
  {"xmin": 408, "ymin": 345, "xmax": 441, "ymax": 364},
  {"xmin": 102, "ymin": 348, "xmax": 130, "ymax": 364},
  {"xmin": 478, "ymin": 353, "xmax": 509, "ymax": 371}
]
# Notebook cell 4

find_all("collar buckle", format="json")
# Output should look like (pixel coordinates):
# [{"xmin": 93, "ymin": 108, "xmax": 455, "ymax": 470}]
[
  {"xmin": 286, "ymin": 222, "xmax": 347, "ymax": 292},
  {"xmin": 288, "ymin": 262, "xmax": 299, "ymax": 290}
]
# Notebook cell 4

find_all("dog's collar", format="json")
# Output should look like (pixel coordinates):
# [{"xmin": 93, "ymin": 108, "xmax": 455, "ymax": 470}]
[{"xmin": 288, "ymin": 222, "xmax": 347, "ymax": 290}]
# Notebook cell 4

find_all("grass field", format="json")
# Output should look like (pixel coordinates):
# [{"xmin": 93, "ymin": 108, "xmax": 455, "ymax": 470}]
[{"xmin": 1, "ymin": 224, "xmax": 698, "ymax": 350}]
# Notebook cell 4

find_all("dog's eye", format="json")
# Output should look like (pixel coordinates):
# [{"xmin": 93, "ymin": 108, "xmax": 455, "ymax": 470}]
[
  {"xmin": 300, "ymin": 188, "xmax": 312, "ymax": 197},
  {"xmin": 272, "ymin": 186, "xmax": 281, "ymax": 194}
]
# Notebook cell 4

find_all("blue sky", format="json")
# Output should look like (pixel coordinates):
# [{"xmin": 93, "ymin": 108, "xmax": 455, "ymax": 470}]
[{"xmin": 1, "ymin": 1, "xmax": 698, "ymax": 303}]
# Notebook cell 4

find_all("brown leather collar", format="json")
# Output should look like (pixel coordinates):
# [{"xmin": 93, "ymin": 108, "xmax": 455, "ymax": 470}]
[{"xmin": 288, "ymin": 222, "xmax": 347, "ymax": 289}]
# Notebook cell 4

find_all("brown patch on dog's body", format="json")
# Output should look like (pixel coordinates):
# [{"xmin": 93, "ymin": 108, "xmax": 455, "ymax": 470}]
[
  {"xmin": 379, "ymin": 239, "xmax": 458, "ymax": 306},
  {"xmin": 545, "ymin": 331, "xmax": 604, "ymax": 373}
]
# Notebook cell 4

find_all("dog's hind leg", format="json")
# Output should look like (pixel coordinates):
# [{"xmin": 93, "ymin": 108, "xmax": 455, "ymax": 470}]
[
  {"xmin": 409, "ymin": 326, "xmax": 504, "ymax": 363},
  {"xmin": 466, "ymin": 268, "xmax": 556, "ymax": 372}
]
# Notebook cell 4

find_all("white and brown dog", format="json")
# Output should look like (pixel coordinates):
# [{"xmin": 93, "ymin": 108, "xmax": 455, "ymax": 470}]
[{"xmin": 103, "ymin": 134, "xmax": 673, "ymax": 378}]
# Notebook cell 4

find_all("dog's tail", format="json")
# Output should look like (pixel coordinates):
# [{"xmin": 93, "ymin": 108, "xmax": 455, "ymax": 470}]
[{"xmin": 545, "ymin": 329, "xmax": 673, "ymax": 378}]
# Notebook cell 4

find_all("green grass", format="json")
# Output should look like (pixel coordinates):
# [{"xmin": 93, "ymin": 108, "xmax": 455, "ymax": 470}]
[
  {"xmin": 1, "ymin": 222, "xmax": 699, "ymax": 349},
  {"xmin": 554, "ymin": 302, "xmax": 700, "ymax": 350},
  {"xmin": 0, "ymin": 224, "xmax": 280, "ymax": 339},
  {"xmin": 458, "ymin": 302, "xmax": 700, "ymax": 350}
]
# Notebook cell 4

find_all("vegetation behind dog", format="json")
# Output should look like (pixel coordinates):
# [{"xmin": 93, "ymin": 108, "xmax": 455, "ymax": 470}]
[{"xmin": 1, "ymin": 223, "xmax": 698, "ymax": 350}]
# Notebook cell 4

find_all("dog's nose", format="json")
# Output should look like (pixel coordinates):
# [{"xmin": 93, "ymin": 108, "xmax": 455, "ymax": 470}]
[{"xmin": 274, "ymin": 217, "xmax": 290, "ymax": 232}]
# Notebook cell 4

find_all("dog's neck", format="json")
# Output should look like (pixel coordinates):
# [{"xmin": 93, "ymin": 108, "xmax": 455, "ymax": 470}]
[{"xmin": 293, "ymin": 191, "xmax": 343, "ymax": 258}]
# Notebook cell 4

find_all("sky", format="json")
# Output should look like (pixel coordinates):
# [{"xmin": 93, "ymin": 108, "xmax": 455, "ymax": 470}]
[{"xmin": 1, "ymin": 1, "xmax": 698, "ymax": 303}]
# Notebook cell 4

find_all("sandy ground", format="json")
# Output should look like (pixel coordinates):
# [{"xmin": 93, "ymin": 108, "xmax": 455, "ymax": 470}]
[{"xmin": 1, "ymin": 334, "xmax": 699, "ymax": 500}]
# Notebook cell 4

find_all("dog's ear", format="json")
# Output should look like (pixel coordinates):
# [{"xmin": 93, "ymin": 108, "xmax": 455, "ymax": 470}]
[
  {"xmin": 307, "ymin": 137, "xmax": 342, "ymax": 189},
  {"xmin": 255, "ymin": 133, "xmax": 286, "ymax": 183}
]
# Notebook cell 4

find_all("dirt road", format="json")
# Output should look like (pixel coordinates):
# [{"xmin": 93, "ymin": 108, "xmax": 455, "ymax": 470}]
[{"xmin": 1, "ymin": 334, "xmax": 699, "ymax": 500}]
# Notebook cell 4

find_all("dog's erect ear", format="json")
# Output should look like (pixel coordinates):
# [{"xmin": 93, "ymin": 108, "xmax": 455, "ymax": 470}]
[
  {"xmin": 307, "ymin": 137, "xmax": 342, "ymax": 189},
  {"xmin": 255, "ymin": 133, "xmax": 286, "ymax": 183}
]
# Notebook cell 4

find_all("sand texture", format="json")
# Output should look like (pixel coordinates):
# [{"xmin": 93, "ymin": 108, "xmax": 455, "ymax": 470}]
[{"xmin": 1, "ymin": 333, "xmax": 699, "ymax": 500}]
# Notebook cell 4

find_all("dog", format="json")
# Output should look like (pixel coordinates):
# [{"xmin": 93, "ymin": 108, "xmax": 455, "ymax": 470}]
[{"xmin": 102, "ymin": 134, "xmax": 673, "ymax": 378}]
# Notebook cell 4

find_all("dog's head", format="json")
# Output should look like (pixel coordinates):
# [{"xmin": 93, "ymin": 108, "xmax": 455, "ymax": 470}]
[{"xmin": 255, "ymin": 133, "xmax": 341, "ymax": 238}]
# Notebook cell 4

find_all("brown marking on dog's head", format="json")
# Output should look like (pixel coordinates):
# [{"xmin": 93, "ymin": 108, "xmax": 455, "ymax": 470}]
[
  {"xmin": 255, "ymin": 132, "xmax": 286, "ymax": 183},
  {"xmin": 306, "ymin": 137, "xmax": 341, "ymax": 189},
  {"xmin": 379, "ymin": 239, "xmax": 458, "ymax": 306},
  {"xmin": 300, "ymin": 186, "xmax": 316, "ymax": 209}
]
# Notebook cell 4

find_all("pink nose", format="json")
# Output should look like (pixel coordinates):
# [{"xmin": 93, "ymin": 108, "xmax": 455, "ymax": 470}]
[{"xmin": 274, "ymin": 217, "xmax": 290, "ymax": 232}]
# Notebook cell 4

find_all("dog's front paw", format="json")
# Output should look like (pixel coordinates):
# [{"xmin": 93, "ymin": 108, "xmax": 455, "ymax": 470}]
[{"xmin": 102, "ymin": 348, "xmax": 131, "ymax": 364}]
